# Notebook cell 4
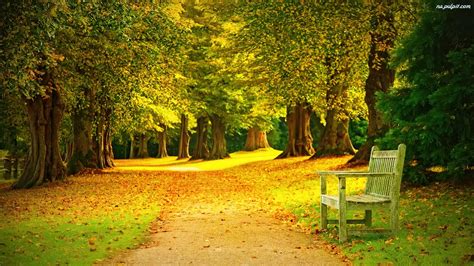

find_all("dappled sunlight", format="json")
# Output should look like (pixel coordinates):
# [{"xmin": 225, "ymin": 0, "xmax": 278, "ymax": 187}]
[{"xmin": 111, "ymin": 148, "xmax": 282, "ymax": 172}]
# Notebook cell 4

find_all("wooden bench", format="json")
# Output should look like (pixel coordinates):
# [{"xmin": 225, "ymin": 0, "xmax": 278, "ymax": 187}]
[{"xmin": 317, "ymin": 144, "xmax": 406, "ymax": 242}]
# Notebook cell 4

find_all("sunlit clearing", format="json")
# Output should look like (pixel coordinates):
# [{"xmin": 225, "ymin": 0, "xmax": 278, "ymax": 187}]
[{"xmin": 111, "ymin": 148, "xmax": 282, "ymax": 172}]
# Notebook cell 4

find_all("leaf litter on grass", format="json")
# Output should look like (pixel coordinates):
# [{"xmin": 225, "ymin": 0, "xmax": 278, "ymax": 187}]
[{"xmin": 0, "ymin": 150, "xmax": 472, "ymax": 264}]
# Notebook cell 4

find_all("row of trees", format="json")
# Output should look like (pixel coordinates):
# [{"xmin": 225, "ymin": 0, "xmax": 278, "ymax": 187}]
[
  {"xmin": 1, "ymin": 0, "xmax": 471, "ymax": 188},
  {"xmin": 1, "ymin": 1, "xmax": 188, "ymax": 188}
]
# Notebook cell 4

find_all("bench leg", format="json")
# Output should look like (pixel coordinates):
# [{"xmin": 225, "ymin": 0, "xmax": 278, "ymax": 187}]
[
  {"xmin": 338, "ymin": 205, "xmax": 347, "ymax": 242},
  {"xmin": 390, "ymin": 204, "xmax": 399, "ymax": 234},
  {"xmin": 365, "ymin": 210, "xmax": 372, "ymax": 227},
  {"xmin": 320, "ymin": 203, "xmax": 328, "ymax": 230}
]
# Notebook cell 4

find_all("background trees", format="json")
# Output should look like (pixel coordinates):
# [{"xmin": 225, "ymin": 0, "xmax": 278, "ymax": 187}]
[
  {"xmin": 1, "ymin": 2, "xmax": 70, "ymax": 188},
  {"xmin": 377, "ymin": 1, "xmax": 473, "ymax": 183},
  {"xmin": 349, "ymin": 1, "xmax": 418, "ymax": 163},
  {"xmin": 1, "ymin": 0, "xmax": 470, "ymax": 188},
  {"xmin": 238, "ymin": 2, "xmax": 369, "ymax": 159},
  {"xmin": 0, "ymin": 1, "xmax": 185, "ymax": 187}
]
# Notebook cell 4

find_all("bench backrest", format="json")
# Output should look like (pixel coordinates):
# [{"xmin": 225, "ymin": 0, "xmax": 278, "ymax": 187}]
[{"xmin": 365, "ymin": 144, "xmax": 406, "ymax": 198}]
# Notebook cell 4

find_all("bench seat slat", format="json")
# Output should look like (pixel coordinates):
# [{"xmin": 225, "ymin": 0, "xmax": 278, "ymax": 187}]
[{"xmin": 322, "ymin": 194, "xmax": 391, "ymax": 204}]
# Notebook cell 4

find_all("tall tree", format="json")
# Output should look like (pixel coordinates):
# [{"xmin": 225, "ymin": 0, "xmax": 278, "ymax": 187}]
[
  {"xmin": 177, "ymin": 114, "xmax": 191, "ymax": 159},
  {"xmin": 311, "ymin": 3, "xmax": 370, "ymax": 158},
  {"xmin": 239, "ymin": 2, "xmax": 324, "ymax": 158},
  {"xmin": 239, "ymin": 2, "xmax": 368, "ymax": 158},
  {"xmin": 377, "ymin": 1, "xmax": 473, "ymax": 183},
  {"xmin": 349, "ymin": 1, "xmax": 415, "ymax": 163},
  {"xmin": 183, "ymin": 0, "xmax": 255, "ymax": 160},
  {"xmin": 191, "ymin": 116, "xmax": 210, "ymax": 160},
  {"xmin": 1, "ymin": 2, "xmax": 69, "ymax": 188},
  {"xmin": 1, "ymin": 1, "xmax": 186, "ymax": 187}
]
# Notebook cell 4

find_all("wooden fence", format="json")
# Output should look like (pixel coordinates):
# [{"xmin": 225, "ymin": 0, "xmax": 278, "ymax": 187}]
[{"xmin": 1, "ymin": 157, "xmax": 25, "ymax": 180}]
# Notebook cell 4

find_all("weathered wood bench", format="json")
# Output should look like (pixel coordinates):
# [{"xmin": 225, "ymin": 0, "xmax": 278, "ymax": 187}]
[{"xmin": 317, "ymin": 144, "xmax": 406, "ymax": 242}]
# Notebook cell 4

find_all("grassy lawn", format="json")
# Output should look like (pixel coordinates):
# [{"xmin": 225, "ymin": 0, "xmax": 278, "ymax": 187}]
[
  {"xmin": 0, "ymin": 171, "xmax": 164, "ymax": 265},
  {"xmin": 0, "ymin": 149, "xmax": 281, "ymax": 264},
  {"xmin": 0, "ymin": 149, "xmax": 472, "ymax": 264},
  {"xmin": 265, "ymin": 156, "xmax": 474, "ymax": 265}
]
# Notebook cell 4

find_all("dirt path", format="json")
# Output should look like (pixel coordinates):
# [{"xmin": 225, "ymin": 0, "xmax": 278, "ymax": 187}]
[{"xmin": 107, "ymin": 165, "xmax": 346, "ymax": 265}]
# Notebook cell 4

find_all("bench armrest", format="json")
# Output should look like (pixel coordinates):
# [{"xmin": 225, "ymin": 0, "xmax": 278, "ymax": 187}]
[
  {"xmin": 319, "ymin": 171, "xmax": 394, "ymax": 197},
  {"xmin": 317, "ymin": 170, "xmax": 367, "ymax": 176},
  {"xmin": 317, "ymin": 171, "xmax": 394, "ymax": 178}
]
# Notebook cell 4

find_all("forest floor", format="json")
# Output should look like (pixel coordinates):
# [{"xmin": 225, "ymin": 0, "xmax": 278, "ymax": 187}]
[{"xmin": 0, "ymin": 149, "xmax": 472, "ymax": 265}]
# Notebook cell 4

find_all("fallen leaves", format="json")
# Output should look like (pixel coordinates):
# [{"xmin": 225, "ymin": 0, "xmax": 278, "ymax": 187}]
[{"xmin": 0, "ymin": 153, "xmax": 472, "ymax": 265}]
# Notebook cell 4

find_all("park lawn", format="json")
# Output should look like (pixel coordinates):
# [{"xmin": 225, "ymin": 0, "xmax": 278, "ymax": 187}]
[
  {"xmin": 0, "ymin": 149, "xmax": 472, "ymax": 265},
  {"xmin": 0, "ymin": 170, "xmax": 165, "ymax": 265},
  {"xmin": 0, "ymin": 149, "xmax": 280, "ymax": 264},
  {"xmin": 264, "ymin": 156, "xmax": 474, "ymax": 265}
]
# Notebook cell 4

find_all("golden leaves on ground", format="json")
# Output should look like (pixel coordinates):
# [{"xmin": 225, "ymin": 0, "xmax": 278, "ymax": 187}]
[{"xmin": 1, "ymin": 153, "xmax": 471, "ymax": 264}]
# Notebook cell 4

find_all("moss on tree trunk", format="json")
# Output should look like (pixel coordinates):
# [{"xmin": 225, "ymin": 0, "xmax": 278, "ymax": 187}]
[
  {"xmin": 68, "ymin": 88, "xmax": 96, "ymax": 174},
  {"xmin": 312, "ymin": 83, "xmax": 355, "ymax": 158}
]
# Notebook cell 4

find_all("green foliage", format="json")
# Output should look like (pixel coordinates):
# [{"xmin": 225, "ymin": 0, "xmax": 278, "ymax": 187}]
[
  {"xmin": 226, "ymin": 128, "xmax": 247, "ymax": 153},
  {"xmin": 377, "ymin": 1, "xmax": 474, "ymax": 183},
  {"xmin": 0, "ymin": 1, "xmax": 66, "ymax": 98},
  {"xmin": 349, "ymin": 119, "xmax": 368, "ymax": 149},
  {"xmin": 0, "ymin": 94, "xmax": 29, "ymax": 156},
  {"xmin": 238, "ymin": 1, "xmax": 369, "ymax": 121},
  {"xmin": 267, "ymin": 118, "xmax": 288, "ymax": 151}
]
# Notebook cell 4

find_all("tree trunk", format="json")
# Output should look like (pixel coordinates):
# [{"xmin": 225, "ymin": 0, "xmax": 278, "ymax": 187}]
[
  {"xmin": 178, "ymin": 114, "xmax": 190, "ymax": 159},
  {"xmin": 129, "ymin": 135, "xmax": 136, "ymax": 159},
  {"xmin": 208, "ymin": 115, "xmax": 229, "ymax": 160},
  {"xmin": 13, "ymin": 87, "xmax": 66, "ymax": 189},
  {"xmin": 157, "ymin": 124, "xmax": 168, "ymax": 158},
  {"xmin": 94, "ymin": 111, "xmax": 114, "ymax": 168},
  {"xmin": 136, "ymin": 134, "xmax": 149, "ymax": 158},
  {"xmin": 244, "ymin": 126, "xmax": 270, "ymax": 151},
  {"xmin": 191, "ymin": 116, "xmax": 210, "ymax": 160},
  {"xmin": 349, "ymin": 4, "xmax": 396, "ymax": 163},
  {"xmin": 276, "ymin": 103, "xmax": 315, "ymax": 159},
  {"xmin": 312, "ymin": 84, "xmax": 356, "ymax": 158},
  {"xmin": 104, "ymin": 124, "xmax": 114, "ymax": 167},
  {"xmin": 68, "ymin": 87, "xmax": 96, "ymax": 174}
]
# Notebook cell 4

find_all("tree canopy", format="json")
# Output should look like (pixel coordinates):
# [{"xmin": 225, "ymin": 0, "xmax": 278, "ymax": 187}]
[
  {"xmin": 377, "ymin": 0, "xmax": 473, "ymax": 183},
  {"xmin": 1, "ymin": 0, "xmax": 471, "ymax": 188}
]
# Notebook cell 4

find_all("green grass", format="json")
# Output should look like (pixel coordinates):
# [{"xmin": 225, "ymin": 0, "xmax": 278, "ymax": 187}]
[
  {"xmin": 270, "ymin": 179, "xmax": 474, "ymax": 265},
  {"xmin": 1, "ymin": 152, "xmax": 472, "ymax": 265},
  {"xmin": 0, "ymin": 208, "xmax": 160, "ymax": 265}
]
